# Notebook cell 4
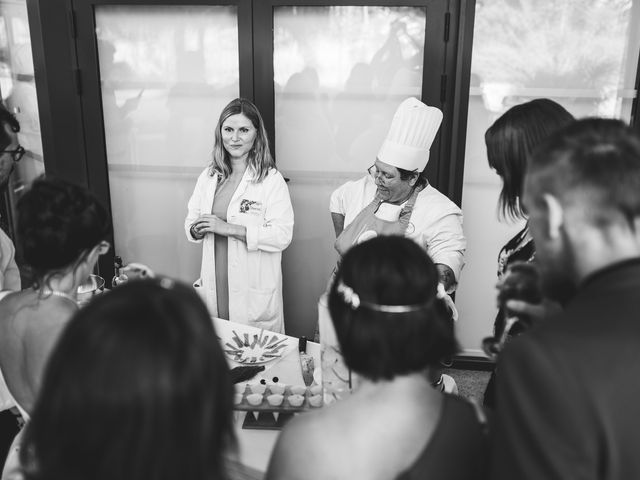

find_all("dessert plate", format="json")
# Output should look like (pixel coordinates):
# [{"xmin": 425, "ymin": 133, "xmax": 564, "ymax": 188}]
[{"xmin": 223, "ymin": 329, "xmax": 288, "ymax": 364}]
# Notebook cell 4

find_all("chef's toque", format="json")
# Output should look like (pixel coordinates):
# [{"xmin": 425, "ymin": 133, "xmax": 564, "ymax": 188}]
[{"xmin": 377, "ymin": 98, "xmax": 443, "ymax": 172}]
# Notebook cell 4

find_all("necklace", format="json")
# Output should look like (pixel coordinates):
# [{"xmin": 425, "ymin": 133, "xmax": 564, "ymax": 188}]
[{"xmin": 38, "ymin": 288, "xmax": 78, "ymax": 306}]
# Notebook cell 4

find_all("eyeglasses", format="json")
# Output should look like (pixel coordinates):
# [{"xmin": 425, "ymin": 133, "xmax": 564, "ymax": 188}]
[
  {"xmin": 367, "ymin": 164, "xmax": 394, "ymax": 182},
  {"xmin": 0, "ymin": 145, "xmax": 25, "ymax": 163}
]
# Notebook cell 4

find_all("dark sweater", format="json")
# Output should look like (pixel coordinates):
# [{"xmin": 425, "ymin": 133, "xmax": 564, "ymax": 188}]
[{"xmin": 491, "ymin": 258, "xmax": 640, "ymax": 480}]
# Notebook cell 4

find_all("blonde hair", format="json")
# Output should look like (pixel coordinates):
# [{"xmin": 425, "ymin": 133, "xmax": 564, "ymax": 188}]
[{"xmin": 209, "ymin": 98, "xmax": 275, "ymax": 183}]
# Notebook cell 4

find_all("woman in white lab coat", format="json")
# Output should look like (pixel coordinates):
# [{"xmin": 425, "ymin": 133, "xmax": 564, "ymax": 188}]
[{"xmin": 185, "ymin": 98, "xmax": 294, "ymax": 333}]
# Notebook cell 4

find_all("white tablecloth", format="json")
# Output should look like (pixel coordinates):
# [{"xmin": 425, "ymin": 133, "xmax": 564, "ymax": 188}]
[{"xmin": 212, "ymin": 318, "xmax": 321, "ymax": 474}]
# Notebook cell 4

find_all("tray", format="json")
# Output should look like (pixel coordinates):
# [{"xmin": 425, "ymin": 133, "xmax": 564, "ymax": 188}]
[
  {"xmin": 234, "ymin": 384, "xmax": 323, "ymax": 430},
  {"xmin": 234, "ymin": 384, "xmax": 323, "ymax": 414}
]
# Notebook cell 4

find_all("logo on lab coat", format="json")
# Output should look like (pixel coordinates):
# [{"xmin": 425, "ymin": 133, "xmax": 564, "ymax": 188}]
[{"xmin": 240, "ymin": 199, "xmax": 262, "ymax": 214}]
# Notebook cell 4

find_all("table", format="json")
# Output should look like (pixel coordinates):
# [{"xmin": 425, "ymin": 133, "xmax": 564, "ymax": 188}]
[{"xmin": 212, "ymin": 318, "xmax": 321, "ymax": 474}]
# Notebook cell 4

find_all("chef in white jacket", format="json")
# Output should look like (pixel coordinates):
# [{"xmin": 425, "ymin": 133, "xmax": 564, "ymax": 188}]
[
  {"xmin": 185, "ymin": 98, "xmax": 293, "ymax": 333},
  {"xmin": 330, "ymin": 98, "xmax": 465, "ymax": 293}
]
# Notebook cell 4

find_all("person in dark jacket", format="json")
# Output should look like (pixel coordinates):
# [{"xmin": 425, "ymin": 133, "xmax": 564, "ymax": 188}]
[{"xmin": 491, "ymin": 118, "xmax": 640, "ymax": 480}]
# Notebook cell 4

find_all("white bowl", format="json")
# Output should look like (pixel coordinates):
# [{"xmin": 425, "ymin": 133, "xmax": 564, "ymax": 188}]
[
  {"xmin": 309, "ymin": 394, "xmax": 323, "ymax": 407},
  {"xmin": 310, "ymin": 385, "xmax": 322, "ymax": 396},
  {"xmin": 246, "ymin": 393, "xmax": 263, "ymax": 406},
  {"xmin": 267, "ymin": 394, "xmax": 284, "ymax": 406},
  {"xmin": 287, "ymin": 394, "xmax": 304, "ymax": 407}
]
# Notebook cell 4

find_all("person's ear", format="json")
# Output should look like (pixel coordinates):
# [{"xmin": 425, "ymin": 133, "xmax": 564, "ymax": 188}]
[
  {"xmin": 97, "ymin": 241, "xmax": 110, "ymax": 255},
  {"xmin": 542, "ymin": 193, "xmax": 564, "ymax": 239},
  {"xmin": 409, "ymin": 173, "xmax": 419, "ymax": 187},
  {"xmin": 85, "ymin": 241, "xmax": 110, "ymax": 265}
]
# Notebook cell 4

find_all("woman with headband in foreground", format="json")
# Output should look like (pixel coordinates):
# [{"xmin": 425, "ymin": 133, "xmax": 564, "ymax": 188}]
[{"xmin": 267, "ymin": 236, "xmax": 489, "ymax": 480}]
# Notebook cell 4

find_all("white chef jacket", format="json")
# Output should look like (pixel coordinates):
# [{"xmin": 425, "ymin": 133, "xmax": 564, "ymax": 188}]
[
  {"xmin": 330, "ymin": 175, "xmax": 465, "ymax": 281},
  {"xmin": 185, "ymin": 167, "xmax": 294, "ymax": 333}
]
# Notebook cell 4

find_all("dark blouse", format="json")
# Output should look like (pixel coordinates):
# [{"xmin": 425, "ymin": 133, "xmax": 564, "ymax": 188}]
[
  {"xmin": 493, "ymin": 224, "xmax": 535, "ymax": 337},
  {"xmin": 484, "ymin": 224, "xmax": 535, "ymax": 408},
  {"xmin": 397, "ymin": 395, "xmax": 490, "ymax": 480}
]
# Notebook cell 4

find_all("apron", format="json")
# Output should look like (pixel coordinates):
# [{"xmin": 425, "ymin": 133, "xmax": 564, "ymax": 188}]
[
  {"xmin": 334, "ymin": 185, "xmax": 422, "ymax": 257},
  {"xmin": 328, "ymin": 183, "xmax": 459, "ymax": 323}
]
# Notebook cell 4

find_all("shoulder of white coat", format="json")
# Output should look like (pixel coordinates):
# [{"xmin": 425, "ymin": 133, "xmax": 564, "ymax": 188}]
[
  {"xmin": 196, "ymin": 166, "xmax": 217, "ymax": 184},
  {"xmin": 265, "ymin": 167, "xmax": 285, "ymax": 181},
  {"xmin": 258, "ymin": 169, "xmax": 291, "ymax": 191},
  {"xmin": 418, "ymin": 184, "xmax": 462, "ymax": 214}
]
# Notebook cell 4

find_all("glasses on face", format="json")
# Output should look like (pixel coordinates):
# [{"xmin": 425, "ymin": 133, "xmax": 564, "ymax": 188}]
[
  {"xmin": 367, "ymin": 164, "xmax": 394, "ymax": 183},
  {"xmin": 1, "ymin": 145, "xmax": 25, "ymax": 163}
]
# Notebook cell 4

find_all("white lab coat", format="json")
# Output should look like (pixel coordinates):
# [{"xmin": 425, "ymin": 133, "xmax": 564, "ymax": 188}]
[
  {"xmin": 185, "ymin": 167, "xmax": 294, "ymax": 333},
  {"xmin": 330, "ymin": 175, "xmax": 466, "ymax": 281}
]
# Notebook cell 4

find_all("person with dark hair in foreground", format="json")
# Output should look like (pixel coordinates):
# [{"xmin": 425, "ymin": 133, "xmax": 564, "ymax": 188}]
[
  {"xmin": 482, "ymin": 98, "xmax": 574, "ymax": 407},
  {"xmin": 267, "ymin": 236, "xmax": 489, "ymax": 480},
  {"xmin": 0, "ymin": 177, "xmax": 110, "ymax": 477},
  {"xmin": 491, "ymin": 119, "xmax": 640, "ymax": 479},
  {"xmin": 0, "ymin": 177, "xmax": 110, "ymax": 418},
  {"xmin": 15, "ymin": 279, "xmax": 236, "ymax": 480}
]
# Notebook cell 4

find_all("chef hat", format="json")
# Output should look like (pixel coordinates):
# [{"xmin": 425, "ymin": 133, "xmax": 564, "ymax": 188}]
[{"xmin": 377, "ymin": 98, "xmax": 443, "ymax": 172}]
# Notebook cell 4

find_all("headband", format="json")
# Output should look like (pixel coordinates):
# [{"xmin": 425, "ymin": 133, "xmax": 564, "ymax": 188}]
[{"xmin": 336, "ymin": 280, "xmax": 445, "ymax": 313}]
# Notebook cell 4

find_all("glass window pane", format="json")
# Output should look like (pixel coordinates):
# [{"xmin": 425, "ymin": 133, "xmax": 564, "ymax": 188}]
[
  {"xmin": 96, "ymin": 5, "xmax": 239, "ymax": 281},
  {"xmin": 0, "ymin": 1, "xmax": 45, "ymax": 192},
  {"xmin": 272, "ymin": 6, "xmax": 427, "ymax": 335},
  {"xmin": 456, "ymin": 0, "xmax": 640, "ymax": 354},
  {"xmin": 274, "ymin": 6, "xmax": 426, "ymax": 173}
]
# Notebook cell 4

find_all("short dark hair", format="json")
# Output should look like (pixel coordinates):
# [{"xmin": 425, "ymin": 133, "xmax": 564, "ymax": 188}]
[
  {"xmin": 485, "ymin": 98, "xmax": 574, "ymax": 220},
  {"xmin": 527, "ymin": 118, "xmax": 640, "ymax": 229},
  {"xmin": 328, "ymin": 236, "xmax": 458, "ymax": 381},
  {"xmin": 0, "ymin": 103, "xmax": 20, "ymax": 150},
  {"xmin": 17, "ymin": 177, "xmax": 111, "ymax": 286},
  {"xmin": 20, "ymin": 279, "xmax": 235, "ymax": 480},
  {"xmin": 397, "ymin": 166, "xmax": 427, "ymax": 189}
]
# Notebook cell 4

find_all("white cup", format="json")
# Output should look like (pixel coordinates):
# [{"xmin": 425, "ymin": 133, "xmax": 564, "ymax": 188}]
[{"xmin": 374, "ymin": 202, "xmax": 402, "ymax": 222}]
